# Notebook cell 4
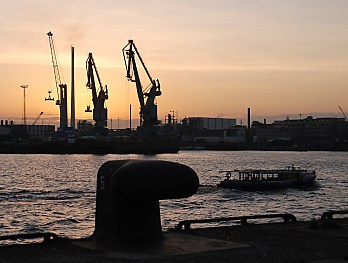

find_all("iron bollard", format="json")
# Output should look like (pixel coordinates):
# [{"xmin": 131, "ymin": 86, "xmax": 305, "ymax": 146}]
[{"xmin": 92, "ymin": 160, "xmax": 199, "ymax": 244}]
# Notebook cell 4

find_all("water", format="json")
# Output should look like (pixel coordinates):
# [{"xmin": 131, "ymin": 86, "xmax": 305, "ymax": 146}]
[{"xmin": 0, "ymin": 151, "xmax": 347, "ymax": 243}]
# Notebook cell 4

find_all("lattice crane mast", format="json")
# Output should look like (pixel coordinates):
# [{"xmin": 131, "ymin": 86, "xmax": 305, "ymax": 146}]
[
  {"xmin": 46, "ymin": 31, "xmax": 68, "ymax": 129},
  {"xmin": 122, "ymin": 40, "xmax": 161, "ymax": 126},
  {"xmin": 86, "ymin": 53, "xmax": 108, "ymax": 128}
]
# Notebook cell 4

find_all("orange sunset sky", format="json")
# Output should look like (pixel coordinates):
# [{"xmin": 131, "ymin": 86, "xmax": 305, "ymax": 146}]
[{"xmin": 1, "ymin": 0, "xmax": 348, "ymax": 127}]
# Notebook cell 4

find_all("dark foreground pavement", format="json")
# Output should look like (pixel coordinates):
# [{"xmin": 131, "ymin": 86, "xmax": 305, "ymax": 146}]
[{"xmin": 1, "ymin": 215, "xmax": 348, "ymax": 263}]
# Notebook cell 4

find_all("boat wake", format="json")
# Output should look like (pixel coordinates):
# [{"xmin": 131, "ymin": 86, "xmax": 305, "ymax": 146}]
[{"xmin": 196, "ymin": 184, "xmax": 220, "ymax": 195}]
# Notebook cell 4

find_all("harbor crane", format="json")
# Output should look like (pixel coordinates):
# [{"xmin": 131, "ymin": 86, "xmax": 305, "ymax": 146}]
[
  {"xmin": 338, "ymin": 105, "xmax": 347, "ymax": 120},
  {"xmin": 46, "ymin": 31, "xmax": 68, "ymax": 129},
  {"xmin": 85, "ymin": 53, "xmax": 108, "ymax": 128},
  {"xmin": 122, "ymin": 40, "xmax": 162, "ymax": 127},
  {"xmin": 32, "ymin": 112, "xmax": 44, "ymax": 125}
]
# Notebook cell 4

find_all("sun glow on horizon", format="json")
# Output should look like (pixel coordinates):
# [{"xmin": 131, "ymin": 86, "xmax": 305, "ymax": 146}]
[{"xmin": 1, "ymin": 0, "xmax": 348, "ymax": 126}]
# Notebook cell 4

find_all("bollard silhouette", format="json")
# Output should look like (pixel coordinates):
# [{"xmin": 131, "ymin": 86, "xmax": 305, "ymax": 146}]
[{"xmin": 92, "ymin": 160, "xmax": 199, "ymax": 244}]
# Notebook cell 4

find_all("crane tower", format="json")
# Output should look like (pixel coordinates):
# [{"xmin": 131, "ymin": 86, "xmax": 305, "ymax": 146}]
[
  {"xmin": 46, "ymin": 31, "xmax": 68, "ymax": 129},
  {"xmin": 85, "ymin": 53, "xmax": 108, "ymax": 128}
]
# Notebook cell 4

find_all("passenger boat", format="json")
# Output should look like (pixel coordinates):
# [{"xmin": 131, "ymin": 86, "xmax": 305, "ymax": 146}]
[{"xmin": 217, "ymin": 165, "xmax": 316, "ymax": 191}]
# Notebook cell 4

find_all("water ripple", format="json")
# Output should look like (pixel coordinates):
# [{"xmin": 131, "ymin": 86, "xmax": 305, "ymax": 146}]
[{"xmin": 0, "ymin": 151, "xmax": 348, "ymax": 241}]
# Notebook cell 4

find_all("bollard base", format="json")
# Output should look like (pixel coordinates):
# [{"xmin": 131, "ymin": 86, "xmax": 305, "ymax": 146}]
[
  {"xmin": 75, "ymin": 231, "xmax": 247, "ymax": 260},
  {"xmin": 93, "ymin": 199, "xmax": 163, "ymax": 244}
]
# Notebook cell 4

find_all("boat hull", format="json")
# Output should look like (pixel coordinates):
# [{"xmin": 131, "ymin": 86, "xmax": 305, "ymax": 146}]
[{"xmin": 217, "ymin": 172, "xmax": 316, "ymax": 191}]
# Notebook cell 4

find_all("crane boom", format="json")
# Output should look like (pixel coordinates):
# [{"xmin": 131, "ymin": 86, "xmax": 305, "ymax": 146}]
[
  {"xmin": 131, "ymin": 42, "xmax": 153, "ymax": 83},
  {"xmin": 122, "ymin": 40, "xmax": 161, "ymax": 126},
  {"xmin": 338, "ymin": 105, "xmax": 347, "ymax": 120},
  {"xmin": 123, "ymin": 41, "xmax": 145, "ymax": 108},
  {"xmin": 47, "ymin": 31, "xmax": 62, "ymax": 104},
  {"xmin": 86, "ymin": 53, "xmax": 108, "ymax": 128},
  {"xmin": 32, "ymin": 112, "xmax": 44, "ymax": 125}
]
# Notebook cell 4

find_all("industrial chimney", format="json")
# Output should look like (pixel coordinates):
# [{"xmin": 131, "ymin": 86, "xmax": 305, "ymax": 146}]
[
  {"xmin": 71, "ymin": 46, "xmax": 75, "ymax": 129},
  {"xmin": 247, "ymin": 107, "xmax": 251, "ymax": 145}
]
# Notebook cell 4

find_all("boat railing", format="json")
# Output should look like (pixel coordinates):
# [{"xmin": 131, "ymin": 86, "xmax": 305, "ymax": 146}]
[
  {"xmin": 285, "ymin": 165, "xmax": 307, "ymax": 172},
  {"xmin": 219, "ymin": 166, "xmax": 311, "ymax": 181},
  {"xmin": 219, "ymin": 170, "xmax": 282, "ymax": 182}
]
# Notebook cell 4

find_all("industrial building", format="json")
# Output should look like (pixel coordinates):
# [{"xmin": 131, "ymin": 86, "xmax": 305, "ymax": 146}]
[
  {"xmin": 0, "ymin": 121, "xmax": 55, "ymax": 142},
  {"xmin": 185, "ymin": 117, "xmax": 236, "ymax": 130},
  {"xmin": 252, "ymin": 116, "xmax": 348, "ymax": 150},
  {"xmin": 181, "ymin": 117, "xmax": 247, "ymax": 147}
]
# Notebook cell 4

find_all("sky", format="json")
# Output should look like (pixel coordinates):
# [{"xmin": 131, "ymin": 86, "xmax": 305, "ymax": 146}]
[{"xmin": 1, "ymin": 0, "xmax": 348, "ymax": 127}]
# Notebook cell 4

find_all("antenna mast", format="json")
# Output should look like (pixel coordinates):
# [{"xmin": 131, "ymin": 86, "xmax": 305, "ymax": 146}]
[{"xmin": 20, "ymin": 85, "xmax": 28, "ymax": 125}]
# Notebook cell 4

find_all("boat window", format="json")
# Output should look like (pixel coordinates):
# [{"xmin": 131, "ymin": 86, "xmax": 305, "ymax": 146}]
[{"xmin": 274, "ymin": 173, "xmax": 279, "ymax": 180}]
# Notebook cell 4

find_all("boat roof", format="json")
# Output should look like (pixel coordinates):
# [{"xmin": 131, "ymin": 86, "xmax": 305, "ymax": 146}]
[{"xmin": 219, "ymin": 166, "xmax": 310, "ymax": 174}]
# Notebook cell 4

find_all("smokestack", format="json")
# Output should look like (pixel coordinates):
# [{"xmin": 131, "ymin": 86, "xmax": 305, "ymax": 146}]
[
  {"xmin": 247, "ymin": 107, "xmax": 251, "ymax": 146},
  {"xmin": 247, "ymin": 107, "xmax": 251, "ymax": 130},
  {"xmin": 129, "ymin": 104, "xmax": 132, "ymax": 130},
  {"xmin": 70, "ymin": 46, "xmax": 75, "ymax": 129}
]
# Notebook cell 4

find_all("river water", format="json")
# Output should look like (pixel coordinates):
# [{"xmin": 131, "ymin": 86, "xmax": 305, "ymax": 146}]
[{"xmin": 0, "ymin": 151, "xmax": 347, "ymax": 243}]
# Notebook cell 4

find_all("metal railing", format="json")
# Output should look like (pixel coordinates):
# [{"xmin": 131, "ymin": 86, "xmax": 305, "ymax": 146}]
[
  {"xmin": 0, "ymin": 232, "xmax": 59, "ymax": 243},
  {"xmin": 175, "ymin": 213, "xmax": 297, "ymax": 231},
  {"xmin": 321, "ymin": 210, "xmax": 348, "ymax": 220}
]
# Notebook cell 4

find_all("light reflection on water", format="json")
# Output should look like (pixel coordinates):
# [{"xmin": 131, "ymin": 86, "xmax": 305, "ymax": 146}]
[{"xmin": 0, "ymin": 151, "xmax": 347, "ymax": 242}]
